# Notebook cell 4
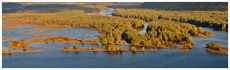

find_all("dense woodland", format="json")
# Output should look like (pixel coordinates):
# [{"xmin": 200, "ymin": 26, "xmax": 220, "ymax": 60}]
[
  {"xmin": 4, "ymin": 10, "xmax": 147, "ymax": 47},
  {"xmin": 4, "ymin": 10, "xmax": 214, "ymax": 49},
  {"xmin": 145, "ymin": 20, "xmax": 213, "ymax": 49},
  {"xmin": 3, "ymin": 2, "xmax": 227, "ymax": 50},
  {"xmin": 112, "ymin": 9, "xmax": 228, "ymax": 31},
  {"xmin": 141, "ymin": 2, "xmax": 228, "ymax": 11}
]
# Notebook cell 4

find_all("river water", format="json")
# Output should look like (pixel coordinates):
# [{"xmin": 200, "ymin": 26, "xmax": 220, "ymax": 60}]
[{"xmin": 2, "ymin": 8, "xmax": 228, "ymax": 68}]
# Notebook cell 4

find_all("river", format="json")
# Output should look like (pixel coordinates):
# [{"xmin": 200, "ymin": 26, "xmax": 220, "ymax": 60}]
[{"xmin": 2, "ymin": 8, "xmax": 228, "ymax": 68}]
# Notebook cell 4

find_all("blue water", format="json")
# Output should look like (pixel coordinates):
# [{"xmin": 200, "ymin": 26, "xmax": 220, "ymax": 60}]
[
  {"xmin": 139, "ymin": 22, "xmax": 149, "ymax": 35},
  {"xmin": 2, "ymin": 25, "xmax": 101, "ymax": 50},
  {"xmin": 2, "ymin": 26, "xmax": 228, "ymax": 68}
]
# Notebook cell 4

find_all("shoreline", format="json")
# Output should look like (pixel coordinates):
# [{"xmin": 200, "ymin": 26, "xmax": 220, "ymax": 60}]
[
  {"xmin": 2, "ymin": 51, "xmax": 39, "ymax": 54},
  {"xmin": 3, "ymin": 37, "xmax": 16, "ymax": 41},
  {"xmin": 62, "ymin": 48, "xmax": 155, "ymax": 52}
]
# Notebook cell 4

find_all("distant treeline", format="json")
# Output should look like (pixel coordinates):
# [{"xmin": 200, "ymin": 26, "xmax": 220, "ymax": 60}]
[
  {"xmin": 2, "ymin": 3, "xmax": 24, "ymax": 13},
  {"xmin": 2, "ymin": 3, "xmax": 101, "ymax": 13},
  {"xmin": 141, "ymin": 2, "xmax": 228, "ymax": 11}
]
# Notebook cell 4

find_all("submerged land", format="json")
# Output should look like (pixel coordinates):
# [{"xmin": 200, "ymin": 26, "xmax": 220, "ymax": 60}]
[{"xmin": 2, "ymin": 2, "xmax": 228, "ymax": 55}]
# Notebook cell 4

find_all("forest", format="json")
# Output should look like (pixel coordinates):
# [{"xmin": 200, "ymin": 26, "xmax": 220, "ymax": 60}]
[
  {"xmin": 3, "ymin": 10, "xmax": 215, "ymax": 49},
  {"xmin": 3, "ymin": 2, "xmax": 227, "ymax": 50},
  {"xmin": 3, "ymin": 10, "xmax": 146, "ymax": 48},
  {"xmin": 145, "ymin": 20, "xmax": 213, "ymax": 49},
  {"xmin": 141, "ymin": 2, "xmax": 228, "ymax": 11},
  {"xmin": 112, "ymin": 9, "xmax": 228, "ymax": 31}
]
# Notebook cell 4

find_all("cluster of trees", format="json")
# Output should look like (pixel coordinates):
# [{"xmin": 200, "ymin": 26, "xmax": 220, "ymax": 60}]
[
  {"xmin": 206, "ymin": 42, "xmax": 228, "ymax": 51},
  {"xmin": 141, "ymin": 2, "xmax": 228, "ymax": 11},
  {"xmin": 72, "ymin": 46, "xmax": 80, "ymax": 50},
  {"xmin": 121, "ymin": 20, "xmax": 201, "ymax": 47},
  {"xmin": 2, "ymin": 48, "xmax": 12, "ymax": 53},
  {"xmin": 112, "ymin": 9, "xmax": 228, "ymax": 31},
  {"xmin": 122, "ymin": 29, "xmax": 149, "ymax": 46},
  {"xmin": 107, "ymin": 45, "xmax": 123, "ymax": 52},
  {"xmin": 146, "ymin": 20, "xmax": 196, "ymax": 44},
  {"xmin": 11, "ymin": 10, "xmax": 145, "ymax": 47},
  {"xmin": 142, "ymin": 20, "xmax": 199, "ymax": 48},
  {"xmin": 206, "ymin": 42, "xmax": 228, "ymax": 55}
]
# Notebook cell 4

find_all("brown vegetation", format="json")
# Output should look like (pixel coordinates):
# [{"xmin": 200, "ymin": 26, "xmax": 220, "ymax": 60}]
[
  {"xmin": 206, "ymin": 42, "xmax": 228, "ymax": 55},
  {"xmin": 2, "ymin": 28, "xmax": 19, "ymax": 30},
  {"xmin": 206, "ymin": 48, "xmax": 228, "ymax": 55},
  {"xmin": 2, "ymin": 48, "xmax": 38, "ymax": 54},
  {"xmin": 8, "ymin": 36, "xmax": 131, "ymax": 50},
  {"xmin": 2, "ymin": 51, "xmax": 38, "ymax": 54},
  {"xmin": 3, "ymin": 37, "xmax": 16, "ymax": 40},
  {"xmin": 32, "ymin": 34, "xmax": 57, "ymax": 38}
]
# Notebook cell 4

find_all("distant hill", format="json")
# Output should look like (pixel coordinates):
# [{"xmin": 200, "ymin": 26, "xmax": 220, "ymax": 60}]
[
  {"xmin": 2, "ymin": 3, "xmax": 25, "ymax": 13},
  {"xmin": 141, "ymin": 2, "xmax": 228, "ymax": 11},
  {"xmin": 2, "ymin": 3, "xmax": 24, "ymax": 8}
]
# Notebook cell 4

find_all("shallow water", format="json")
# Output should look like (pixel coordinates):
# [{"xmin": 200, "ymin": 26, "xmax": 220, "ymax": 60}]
[{"xmin": 2, "ymin": 25, "xmax": 101, "ymax": 50}]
